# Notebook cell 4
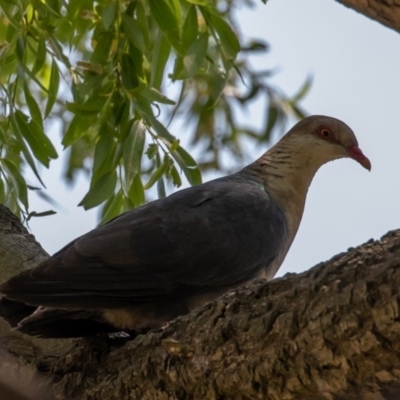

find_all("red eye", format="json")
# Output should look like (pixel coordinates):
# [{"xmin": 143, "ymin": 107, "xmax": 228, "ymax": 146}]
[{"xmin": 317, "ymin": 127, "xmax": 333, "ymax": 141}]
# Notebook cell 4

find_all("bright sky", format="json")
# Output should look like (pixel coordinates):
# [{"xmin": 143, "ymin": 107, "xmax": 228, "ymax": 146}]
[{"xmin": 29, "ymin": 0, "xmax": 400, "ymax": 278}]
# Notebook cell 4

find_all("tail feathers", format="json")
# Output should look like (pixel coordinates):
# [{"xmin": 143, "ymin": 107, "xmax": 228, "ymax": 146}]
[
  {"xmin": 17, "ymin": 308, "xmax": 119, "ymax": 338},
  {"xmin": 0, "ymin": 297, "xmax": 37, "ymax": 327},
  {"xmin": 0, "ymin": 298, "xmax": 118, "ymax": 338}
]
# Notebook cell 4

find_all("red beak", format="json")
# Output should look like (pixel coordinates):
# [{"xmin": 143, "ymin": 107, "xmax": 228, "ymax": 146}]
[{"xmin": 347, "ymin": 146, "xmax": 371, "ymax": 171}]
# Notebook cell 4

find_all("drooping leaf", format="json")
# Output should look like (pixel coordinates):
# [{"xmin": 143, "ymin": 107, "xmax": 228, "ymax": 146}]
[
  {"xmin": 101, "ymin": 190, "xmax": 123, "ymax": 224},
  {"xmin": 143, "ymin": 112, "xmax": 176, "ymax": 143},
  {"xmin": 123, "ymin": 120, "xmax": 146, "ymax": 189},
  {"xmin": 140, "ymin": 86, "xmax": 175, "ymax": 105},
  {"xmin": 150, "ymin": 31, "xmax": 171, "ymax": 89},
  {"xmin": 66, "ymin": 91, "xmax": 110, "ymax": 115},
  {"xmin": 171, "ymin": 146, "xmax": 202, "ymax": 185},
  {"xmin": 169, "ymin": 165, "xmax": 182, "ymax": 187},
  {"xmin": 27, "ymin": 210, "xmax": 57, "ymax": 220},
  {"xmin": 128, "ymin": 173, "xmax": 145, "ymax": 207},
  {"xmin": 157, "ymin": 175, "xmax": 166, "ymax": 198},
  {"xmin": 182, "ymin": 5, "xmax": 198, "ymax": 50},
  {"xmin": 262, "ymin": 103, "xmax": 280, "ymax": 141},
  {"xmin": 186, "ymin": 0, "xmax": 208, "ymax": 5},
  {"xmin": 15, "ymin": 36, "xmax": 25, "ymax": 63},
  {"xmin": 183, "ymin": 32, "xmax": 208, "ymax": 78},
  {"xmin": 2, "ymin": 158, "xmax": 29, "ymax": 208},
  {"xmin": 102, "ymin": 3, "xmax": 116, "ymax": 30},
  {"xmin": 120, "ymin": 53, "xmax": 139, "ymax": 89},
  {"xmin": 79, "ymin": 171, "xmax": 117, "ymax": 210},
  {"xmin": 44, "ymin": 59, "xmax": 60, "ymax": 118},
  {"xmin": 122, "ymin": 14, "xmax": 148, "ymax": 55},
  {"xmin": 291, "ymin": 75, "xmax": 313, "ymax": 103},
  {"xmin": 23, "ymin": 81, "xmax": 43, "ymax": 129},
  {"xmin": 62, "ymin": 114, "xmax": 94, "ymax": 147},
  {"xmin": 207, "ymin": 12, "xmax": 240, "ymax": 60},
  {"xmin": 92, "ymin": 131, "xmax": 117, "ymax": 184},
  {"xmin": 14, "ymin": 110, "xmax": 58, "ymax": 167},
  {"xmin": 143, "ymin": 157, "xmax": 170, "ymax": 190},
  {"xmin": 9, "ymin": 117, "xmax": 45, "ymax": 187},
  {"xmin": 91, "ymin": 31, "xmax": 114, "ymax": 64},
  {"xmin": 148, "ymin": 0, "xmax": 183, "ymax": 53},
  {"xmin": 0, "ymin": 178, "xmax": 5, "ymax": 204},
  {"xmin": 32, "ymin": 35, "xmax": 46, "ymax": 75}
]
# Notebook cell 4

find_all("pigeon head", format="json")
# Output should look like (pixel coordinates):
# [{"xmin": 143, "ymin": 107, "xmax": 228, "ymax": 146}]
[{"xmin": 284, "ymin": 115, "xmax": 371, "ymax": 171}]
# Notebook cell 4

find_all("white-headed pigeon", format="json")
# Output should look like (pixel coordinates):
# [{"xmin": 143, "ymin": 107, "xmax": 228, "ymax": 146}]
[{"xmin": 0, "ymin": 115, "xmax": 371, "ymax": 338}]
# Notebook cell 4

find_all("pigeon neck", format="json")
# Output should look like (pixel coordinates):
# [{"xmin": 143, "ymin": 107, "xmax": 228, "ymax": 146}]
[
  {"xmin": 256, "ymin": 140, "xmax": 323, "ymax": 239},
  {"xmin": 264, "ymin": 141, "xmax": 320, "ymax": 192}
]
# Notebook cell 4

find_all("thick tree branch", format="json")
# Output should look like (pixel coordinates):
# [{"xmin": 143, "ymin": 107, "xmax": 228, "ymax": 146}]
[
  {"xmin": 1, "ymin": 206, "xmax": 400, "ymax": 399},
  {"xmin": 337, "ymin": 0, "xmax": 400, "ymax": 34},
  {"xmin": 0, "ymin": 206, "xmax": 72, "ymax": 399},
  {"xmin": 44, "ymin": 229, "xmax": 400, "ymax": 400}
]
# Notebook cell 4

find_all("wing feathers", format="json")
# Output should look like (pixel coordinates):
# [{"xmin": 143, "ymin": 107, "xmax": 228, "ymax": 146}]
[{"xmin": 0, "ymin": 175, "xmax": 286, "ymax": 312}]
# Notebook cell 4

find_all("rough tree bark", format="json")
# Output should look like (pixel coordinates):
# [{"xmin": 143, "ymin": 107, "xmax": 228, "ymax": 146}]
[
  {"xmin": 1, "ymin": 206, "xmax": 400, "ymax": 399},
  {"xmin": 337, "ymin": 0, "xmax": 400, "ymax": 33}
]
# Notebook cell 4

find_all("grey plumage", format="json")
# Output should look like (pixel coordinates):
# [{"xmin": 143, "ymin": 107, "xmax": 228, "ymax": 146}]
[{"xmin": 0, "ymin": 116, "xmax": 371, "ymax": 338}]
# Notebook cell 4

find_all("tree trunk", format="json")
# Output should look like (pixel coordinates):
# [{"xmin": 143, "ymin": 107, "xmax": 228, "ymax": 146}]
[
  {"xmin": 337, "ymin": 0, "xmax": 400, "ymax": 34},
  {"xmin": 1, "ymin": 205, "xmax": 400, "ymax": 399}
]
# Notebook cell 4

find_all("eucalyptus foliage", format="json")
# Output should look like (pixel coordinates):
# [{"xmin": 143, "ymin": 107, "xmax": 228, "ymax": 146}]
[{"xmin": 0, "ymin": 0, "xmax": 308, "ymax": 221}]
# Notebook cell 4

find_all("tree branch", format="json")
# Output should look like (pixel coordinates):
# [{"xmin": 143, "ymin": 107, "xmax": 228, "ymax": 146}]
[
  {"xmin": 1, "ymin": 206, "xmax": 400, "ymax": 399},
  {"xmin": 337, "ymin": 0, "xmax": 400, "ymax": 34}
]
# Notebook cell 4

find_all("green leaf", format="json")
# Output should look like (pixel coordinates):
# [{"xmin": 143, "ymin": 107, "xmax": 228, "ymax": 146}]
[
  {"xmin": 27, "ymin": 210, "xmax": 57, "ymax": 220},
  {"xmin": 143, "ymin": 158, "xmax": 170, "ymax": 190},
  {"xmin": 171, "ymin": 146, "xmax": 202, "ymax": 185},
  {"xmin": 171, "ymin": 55, "xmax": 184, "ymax": 80},
  {"xmin": 79, "ymin": 171, "xmax": 117, "ymax": 210},
  {"xmin": 32, "ymin": 34, "xmax": 47, "ymax": 75},
  {"xmin": 0, "ymin": 4, "xmax": 21, "ymax": 29},
  {"xmin": 183, "ymin": 32, "xmax": 208, "ymax": 78},
  {"xmin": 100, "ymin": 190, "xmax": 123, "ymax": 224},
  {"xmin": 136, "ymin": 1, "xmax": 150, "ymax": 51},
  {"xmin": 143, "ymin": 112, "xmax": 176, "ymax": 143},
  {"xmin": 182, "ymin": 5, "xmax": 198, "ymax": 50},
  {"xmin": 62, "ymin": 114, "xmax": 94, "ymax": 147},
  {"xmin": 23, "ymin": 81, "xmax": 43, "ymax": 130},
  {"xmin": 262, "ymin": 103, "xmax": 279, "ymax": 141},
  {"xmin": 15, "ymin": 36, "xmax": 25, "ymax": 63},
  {"xmin": 66, "ymin": 92, "xmax": 110, "ymax": 116},
  {"xmin": 16, "ymin": 62, "xmax": 47, "ymax": 92},
  {"xmin": 140, "ymin": 86, "xmax": 175, "ymax": 105},
  {"xmin": 123, "ymin": 120, "xmax": 146, "ymax": 189},
  {"xmin": 91, "ymin": 31, "xmax": 113, "ymax": 64},
  {"xmin": 208, "ymin": 12, "xmax": 240, "ymax": 59},
  {"xmin": 148, "ymin": 0, "xmax": 183, "ymax": 53},
  {"xmin": 291, "ymin": 75, "xmax": 313, "ymax": 103},
  {"xmin": 128, "ymin": 173, "xmax": 145, "ymax": 207},
  {"xmin": 0, "ymin": 177, "xmax": 5, "ymax": 204},
  {"xmin": 92, "ymin": 132, "xmax": 117, "ymax": 184},
  {"xmin": 14, "ymin": 110, "xmax": 58, "ymax": 167},
  {"xmin": 102, "ymin": 3, "xmax": 116, "ymax": 30},
  {"xmin": 44, "ymin": 59, "xmax": 60, "ymax": 118},
  {"xmin": 2, "ymin": 158, "xmax": 29, "ymax": 208},
  {"xmin": 9, "ymin": 116, "xmax": 45, "ymax": 186},
  {"xmin": 169, "ymin": 165, "xmax": 182, "ymax": 187},
  {"xmin": 122, "ymin": 14, "xmax": 148, "ymax": 55},
  {"xmin": 120, "ymin": 53, "xmax": 139, "ymax": 89},
  {"xmin": 186, "ymin": 0, "xmax": 208, "ymax": 5},
  {"xmin": 150, "ymin": 31, "xmax": 171, "ymax": 89},
  {"xmin": 157, "ymin": 175, "xmax": 166, "ymax": 198},
  {"xmin": 146, "ymin": 143, "xmax": 158, "ymax": 159}
]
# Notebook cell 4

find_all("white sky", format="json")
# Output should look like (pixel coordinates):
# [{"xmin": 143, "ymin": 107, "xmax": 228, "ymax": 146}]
[{"xmin": 29, "ymin": 0, "xmax": 400, "ymax": 278}]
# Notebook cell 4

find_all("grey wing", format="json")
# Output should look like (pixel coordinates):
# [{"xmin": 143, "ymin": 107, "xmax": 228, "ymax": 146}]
[{"xmin": 0, "ymin": 178, "xmax": 286, "ymax": 309}]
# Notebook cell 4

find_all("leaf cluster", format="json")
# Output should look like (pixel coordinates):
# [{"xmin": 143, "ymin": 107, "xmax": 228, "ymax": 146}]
[{"xmin": 0, "ymin": 0, "xmax": 308, "ymax": 221}]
